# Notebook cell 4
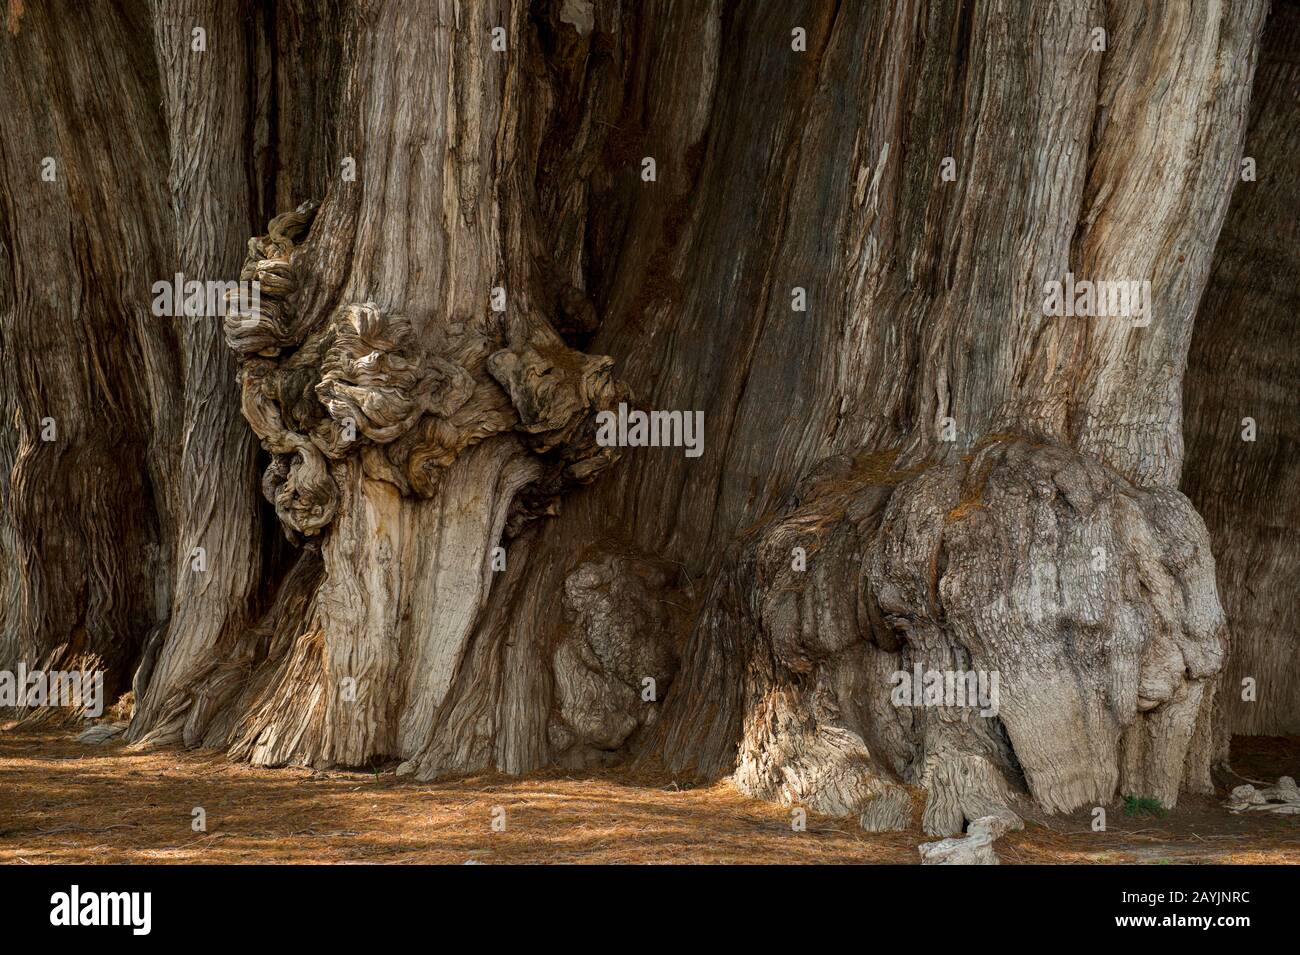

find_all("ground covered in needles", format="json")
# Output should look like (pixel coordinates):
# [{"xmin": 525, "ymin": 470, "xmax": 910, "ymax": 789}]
[{"xmin": 0, "ymin": 727, "xmax": 1296, "ymax": 865}]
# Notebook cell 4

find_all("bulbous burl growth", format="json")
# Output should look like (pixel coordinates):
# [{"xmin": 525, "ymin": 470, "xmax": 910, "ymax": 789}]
[{"xmin": 224, "ymin": 203, "xmax": 630, "ymax": 541}]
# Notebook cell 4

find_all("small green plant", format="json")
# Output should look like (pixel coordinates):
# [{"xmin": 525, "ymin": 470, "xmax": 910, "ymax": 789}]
[{"xmin": 1123, "ymin": 795, "xmax": 1167, "ymax": 818}]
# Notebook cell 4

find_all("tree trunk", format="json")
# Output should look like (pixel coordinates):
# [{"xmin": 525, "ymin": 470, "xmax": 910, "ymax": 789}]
[
  {"xmin": 0, "ymin": 0, "xmax": 179, "ymax": 712},
  {"xmin": 1182, "ymin": 1, "xmax": 1300, "ymax": 740},
  {"xmin": 2, "ymin": 0, "xmax": 1293, "ymax": 836}
]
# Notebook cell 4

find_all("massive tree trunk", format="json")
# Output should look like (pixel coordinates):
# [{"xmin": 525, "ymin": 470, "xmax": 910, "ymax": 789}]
[
  {"xmin": 1182, "ymin": 1, "xmax": 1300, "ymax": 740},
  {"xmin": 1, "ymin": 0, "xmax": 1293, "ymax": 836},
  {"xmin": 0, "ymin": 0, "xmax": 179, "ymax": 711}
]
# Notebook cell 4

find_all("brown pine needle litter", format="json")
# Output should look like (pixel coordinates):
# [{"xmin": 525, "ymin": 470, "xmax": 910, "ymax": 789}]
[{"xmin": 1, "ymin": 727, "xmax": 1296, "ymax": 865}]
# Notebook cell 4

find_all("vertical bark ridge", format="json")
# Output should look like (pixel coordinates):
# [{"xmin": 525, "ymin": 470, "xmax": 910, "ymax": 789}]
[{"xmin": 129, "ymin": 0, "xmax": 268, "ymax": 740}]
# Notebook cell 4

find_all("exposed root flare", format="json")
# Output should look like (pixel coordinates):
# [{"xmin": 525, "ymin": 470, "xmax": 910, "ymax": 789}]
[
  {"xmin": 876, "ymin": 439, "xmax": 1227, "ymax": 814},
  {"xmin": 662, "ymin": 437, "xmax": 1228, "ymax": 833}
]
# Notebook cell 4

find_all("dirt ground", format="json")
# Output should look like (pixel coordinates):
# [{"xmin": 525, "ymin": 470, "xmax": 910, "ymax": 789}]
[{"xmin": 0, "ymin": 725, "xmax": 1296, "ymax": 864}]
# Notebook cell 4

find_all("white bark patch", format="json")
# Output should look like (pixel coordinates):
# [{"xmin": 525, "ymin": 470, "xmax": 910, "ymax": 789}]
[
  {"xmin": 1225, "ymin": 778, "xmax": 1300, "ymax": 814},
  {"xmin": 919, "ymin": 810, "xmax": 1023, "ymax": 865}
]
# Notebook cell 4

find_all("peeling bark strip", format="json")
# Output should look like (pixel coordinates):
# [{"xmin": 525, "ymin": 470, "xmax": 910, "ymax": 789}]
[{"xmin": 1, "ymin": 0, "xmax": 1295, "ymax": 836}]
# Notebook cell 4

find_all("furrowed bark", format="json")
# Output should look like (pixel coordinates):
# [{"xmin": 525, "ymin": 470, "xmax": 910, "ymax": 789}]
[
  {"xmin": 0, "ymin": 0, "xmax": 178, "ymax": 709},
  {"xmin": 636, "ymin": 0, "xmax": 1266, "ymax": 831},
  {"xmin": 1183, "ymin": 1, "xmax": 1300, "ymax": 739},
  {"xmin": 125, "ymin": 0, "xmax": 632, "ymax": 770},
  {"xmin": 1, "ymin": 0, "xmax": 1292, "ymax": 840},
  {"xmin": 127, "ymin": 0, "xmax": 267, "ymax": 742}
]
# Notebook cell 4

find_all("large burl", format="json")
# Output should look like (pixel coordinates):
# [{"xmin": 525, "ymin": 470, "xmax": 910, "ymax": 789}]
[
  {"xmin": 878, "ymin": 439, "xmax": 1227, "ymax": 815},
  {"xmin": 224, "ymin": 203, "xmax": 630, "ymax": 539},
  {"xmin": 550, "ymin": 554, "xmax": 685, "ymax": 765},
  {"xmin": 662, "ymin": 438, "xmax": 1227, "ymax": 836}
]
